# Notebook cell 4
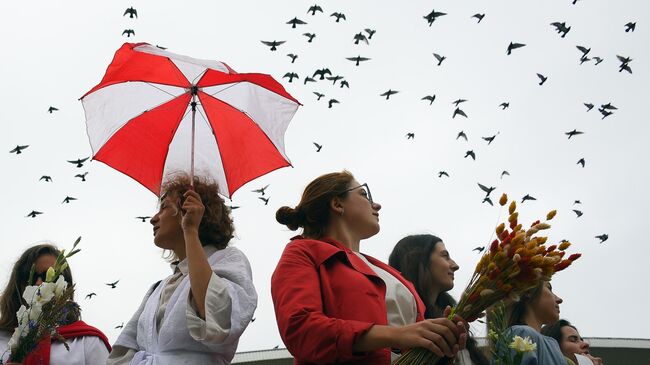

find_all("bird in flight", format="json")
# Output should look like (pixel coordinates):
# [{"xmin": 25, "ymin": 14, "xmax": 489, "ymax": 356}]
[
  {"xmin": 595, "ymin": 234, "xmax": 609, "ymax": 243},
  {"xmin": 304, "ymin": 77, "xmax": 316, "ymax": 85},
  {"xmin": 68, "ymin": 157, "xmax": 89, "ymax": 168},
  {"xmin": 536, "ymin": 73, "xmax": 548, "ymax": 85},
  {"xmin": 287, "ymin": 54, "xmax": 298, "ymax": 63},
  {"xmin": 330, "ymin": 12, "xmax": 346, "ymax": 22},
  {"xmin": 583, "ymin": 103, "xmax": 594, "ymax": 112},
  {"xmin": 122, "ymin": 29, "xmax": 135, "ymax": 37},
  {"xmin": 40, "ymin": 175, "xmax": 52, "ymax": 182},
  {"xmin": 550, "ymin": 21, "xmax": 571, "ymax": 37},
  {"xmin": 115, "ymin": 322, "xmax": 125, "ymax": 329},
  {"xmin": 433, "ymin": 53, "xmax": 446, "ymax": 66},
  {"xmin": 346, "ymin": 56, "xmax": 370, "ymax": 66},
  {"xmin": 482, "ymin": 197, "xmax": 494, "ymax": 206},
  {"xmin": 260, "ymin": 40, "xmax": 285, "ymax": 51},
  {"xmin": 48, "ymin": 106, "xmax": 59, "ymax": 113},
  {"xmin": 624, "ymin": 22, "xmax": 636, "ymax": 32},
  {"xmin": 340, "ymin": 80, "xmax": 350, "ymax": 88},
  {"xmin": 136, "ymin": 216, "xmax": 151, "ymax": 222},
  {"xmin": 500, "ymin": 170, "xmax": 510, "ymax": 179},
  {"xmin": 507, "ymin": 42, "xmax": 526, "ymax": 55},
  {"xmin": 313, "ymin": 142, "xmax": 323, "ymax": 152},
  {"xmin": 307, "ymin": 5, "xmax": 323, "ymax": 15},
  {"xmin": 75, "ymin": 172, "xmax": 88, "ymax": 181},
  {"xmin": 565, "ymin": 129, "xmax": 584, "ymax": 139},
  {"xmin": 617, "ymin": 55, "xmax": 633, "ymax": 74},
  {"xmin": 423, "ymin": 10, "xmax": 446, "ymax": 26},
  {"xmin": 62, "ymin": 196, "xmax": 77, "ymax": 204},
  {"xmin": 405, "ymin": 133, "xmax": 415, "ymax": 140},
  {"xmin": 252, "ymin": 185, "xmax": 270, "ymax": 196},
  {"xmin": 328, "ymin": 99, "xmax": 339, "ymax": 108},
  {"xmin": 499, "ymin": 102, "xmax": 509, "ymax": 110},
  {"xmin": 573, "ymin": 209, "xmax": 583, "ymax": 217},
  {"xmin": 465, "ymin": 150, "xmax": 476, "ymax": 160},
  {"xmin": 577, "ymin": 158, "xmax": 585, "ymax": 168},
  {"xmin": 85, "ymin": 293, "xmax": 97, "ymax": 300},
  {"xmin": 452, "ymin": 99, "xmax": 467, "ymax": 107},
  {"xmin": 353, "ymin": 32, "xmax": 369, "ymax": 45},
  {"xmin": 472, "ymin": 246, "xmax": 485, "ymax": 253},
  {"xmin": 380, "ymin": 90, "xmax": 399, "ymax": 100},
  {"xmin": 259, "ymin": 197, "xmax": 270, "ymax": 205},
  {"xmin": 313, "ymin": 92, "xmax": 325, "ymax": 101},
  {"xmin": 123, "ymin": 7, "xmax": 137, "ymax": 18},
  {"xmin": 453, "ymin": 108, "xmax": 468, "ymax": 119},
  {"xmin": 9, "ymin": 145, "xmax": 29, "ymax": 154},
  {"xmin": 478, "ymin": 183, "xmax": 496, "ymax": 197},
  {"xmin": 303, "ymin": 33, "xmax": 316, "ymax": 42},
  {"xmin": 313, "ymin": 68, "xmax": 331, "ymax": 80},
  {"xmin": 326, "ymin": 75, "xmax": 344, "ymax": 85},
  {"xmin": 521, "ymin": 194, "xmax": 537, "ymax": 203},
  {"xmin": 421, "ymin": 95, "xmax": 436, "ymax": 105},
  {"xmin": 364, "ymin": 28, "xmax": 376, "ymax": 39},
  {"xmin": 287, "ymin": 17, "xmax": 307, "ymax": 28},
  {"xmin": 438, "ymin": 171, "xmax": 449, "ymax": 178},
  {"xmin": 283, "ymin": 72, "xmax": 299, "ymax": 83},
  {"xmin": 26, "ymin": 211, "xmax": 43, "ymax": 218},
  {"xmin": 106, "ymin": 280, "xmax": 120, "ymax": 289},
  {"xmin": 471, "ymin": 13, "xmax": 485, "ymax": 23},
  {"xmin": 456, "ymin": 131, "xmax": 467, "ymax": 141},
  {"xmin": 482, "ymin": 133, "xmax": 499, "ymax": 145}
]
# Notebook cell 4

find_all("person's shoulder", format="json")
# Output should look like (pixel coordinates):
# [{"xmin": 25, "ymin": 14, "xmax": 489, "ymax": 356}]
[{"xmin": 509, "ymin": 325, "xmax": 544, "ymax": 340}]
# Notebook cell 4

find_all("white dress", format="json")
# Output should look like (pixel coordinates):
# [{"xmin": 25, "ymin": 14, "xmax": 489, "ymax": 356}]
[
  {"xmin": 0, "ymin": 328, "xmax": 109, "ymax": 364},
  {"xmin": 108, "ymin": 245, "xmax": 257, "ymax": 365}
]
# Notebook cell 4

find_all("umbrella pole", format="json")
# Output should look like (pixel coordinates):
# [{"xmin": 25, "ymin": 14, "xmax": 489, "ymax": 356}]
[{"xmin": 190, "ymin": 88, "xmax": 197, "ymax": 189}]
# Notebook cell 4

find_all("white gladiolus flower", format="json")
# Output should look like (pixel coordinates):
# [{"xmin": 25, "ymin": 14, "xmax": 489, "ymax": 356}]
[
  {"xmin": 53, "ymin": 275, "xmax": 68, "ymax": 296},
  {"xmin": 509, "ymin": 335, "xmax": 537, "ymax": 353}
]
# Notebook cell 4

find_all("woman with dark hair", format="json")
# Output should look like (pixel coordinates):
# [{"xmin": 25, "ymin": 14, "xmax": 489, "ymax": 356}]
[
  {"xmin": 0, "ymin": 244, "xmax": 111, "ymax": 364},
  {"xmin": 389, "ymin": 234, "xmax": 490, "ymax": 365},
  {"xmin": 107, "ymin": 174, "xmax": 257, "ymax": 365},
  {"xmin": 271, "ymin": 170, "xmax": 467, "ymax": 364},
  {"xmin": 493, "ymin": 281, "xmax": 568, "ymax": 364},
  {"xmin": 541, "ymin": 320, "xmax": 604, "ymax": 365}
]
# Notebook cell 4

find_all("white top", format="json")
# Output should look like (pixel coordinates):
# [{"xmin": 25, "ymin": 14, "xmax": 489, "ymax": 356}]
[
  {"xmin": 0, "ymin": 328, "xmax": 109, "ymax": 364},
  {"xmin": 107, "ymin": 245, "xmax": 257, "ymax": 365}
]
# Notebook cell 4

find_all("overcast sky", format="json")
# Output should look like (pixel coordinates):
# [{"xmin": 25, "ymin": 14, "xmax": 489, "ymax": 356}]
[{"xmin": 1, "ymin": 0, "xmax": 648, "ymax": 352}]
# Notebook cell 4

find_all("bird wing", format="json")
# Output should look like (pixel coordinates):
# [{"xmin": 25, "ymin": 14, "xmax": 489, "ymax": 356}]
[
  {"xmin": 477, "ymin": 183, "xmax": 490, "ymax": 193},
  {"xmin": 511, "ymin": 43, "xmax": 525, "ymax": 49}
]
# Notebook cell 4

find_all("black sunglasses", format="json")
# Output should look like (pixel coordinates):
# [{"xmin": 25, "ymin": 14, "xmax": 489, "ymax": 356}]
[{"xmin": 340, "ymin": 183, "xmax": 373, "ymax": 204}]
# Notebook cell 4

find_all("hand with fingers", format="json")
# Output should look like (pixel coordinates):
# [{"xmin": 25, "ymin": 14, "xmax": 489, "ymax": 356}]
[
  {"xmin": 179, "ymin": 189, "xmax": 205, "ymax": 234},
  {"xmin": 393, "ymin": 315, "xmax": 467, "ymax": 358}
]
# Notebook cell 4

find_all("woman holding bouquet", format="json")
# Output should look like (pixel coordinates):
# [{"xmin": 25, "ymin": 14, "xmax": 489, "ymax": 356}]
[
  {"xmin": 271, "ymin": 170, "xmax": 467, "ymax": 364},
  {"xmin": 389, "ymin": 234, "xmax": 490, "ymax": 365},
  {"xmin": 0, "ymin": 244, "xmax": 111, "ymax": 364},
  {"xmin": 107, "ymin": 174, "xmax": 257, "ymax": 365}
]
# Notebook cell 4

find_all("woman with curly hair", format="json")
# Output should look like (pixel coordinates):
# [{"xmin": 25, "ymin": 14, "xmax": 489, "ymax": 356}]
[
  {"xmin": 107, "ymin": 173, "xmax": 257, "ymax": 365},
  {"xmin": 389, "ymin": 234, "xmax": 490, "ymax": 365},
  {"xmin": 0, "ymin": 244, "xmax": 111, "ymax": 364},
  {"xmin": 271, "ymin": 171, "xmax": 467, "ymax": 364}
]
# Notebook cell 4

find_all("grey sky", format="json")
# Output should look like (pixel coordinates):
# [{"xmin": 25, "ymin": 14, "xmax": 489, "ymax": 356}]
[{"xmin": 1, "ymin": 0, "xmax": 648, "ymax": 352}]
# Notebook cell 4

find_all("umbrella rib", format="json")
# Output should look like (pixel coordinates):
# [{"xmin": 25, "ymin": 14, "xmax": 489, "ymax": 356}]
[
  {"xmin": 144, "ymin": 82, "xmax": 181, "ymax": 98},
  {"xmin": 205, "ymin": 81, "xmax": 243, "ymax": 97}
]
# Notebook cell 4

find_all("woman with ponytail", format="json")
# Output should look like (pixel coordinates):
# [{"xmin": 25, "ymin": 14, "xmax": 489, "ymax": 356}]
[{"xmin": 271, "ymin": 171, "xmax": 467, "ymax": 365}]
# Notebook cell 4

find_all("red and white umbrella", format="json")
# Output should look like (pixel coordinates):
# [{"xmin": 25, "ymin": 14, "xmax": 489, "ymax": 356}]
[{"xmin": 80, "ymin": 42, "xmax": 300, "ymax": 197}]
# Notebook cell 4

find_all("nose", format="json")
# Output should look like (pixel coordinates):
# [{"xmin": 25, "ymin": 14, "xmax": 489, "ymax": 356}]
[
  {"xmin": 451, "ymin": 259, "xmax": 459, "ymax": 272},
  {"xmin": 372, "ymin": 202, "xmax": 382, "ymax": 211},
  {"xmin": 150, "ymin": 214, "xmax": 158, "ymax": 225},
  {"xmin": 580, "ymin": 340, "xmax": 590, "ymax": 352},
  {"xmin": 555, "ymin": 294, "xmax": 563, "ymax": 304}
]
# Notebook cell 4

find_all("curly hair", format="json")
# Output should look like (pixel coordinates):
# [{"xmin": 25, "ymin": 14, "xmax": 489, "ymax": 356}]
[
  {"xmin": 160, "ymin": 173, "xmax": 234, "ymax": 250},
  {"xmin": 0, "ymin": 244, "xmax": 76, "ymax": 331},
  {"xmin": 276, "ymin": 170, "xmax": 354, "ymax": 239}
]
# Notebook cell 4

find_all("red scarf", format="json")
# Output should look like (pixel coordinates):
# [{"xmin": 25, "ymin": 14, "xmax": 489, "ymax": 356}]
[{"xmin": 22, "ymin": 321, "xmax": 111, "ymax": 365}]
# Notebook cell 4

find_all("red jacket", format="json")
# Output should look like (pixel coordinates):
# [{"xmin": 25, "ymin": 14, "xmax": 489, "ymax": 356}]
[{"xmin": 271, "ymin": 236, "xmax": 426, "ymax": 365}]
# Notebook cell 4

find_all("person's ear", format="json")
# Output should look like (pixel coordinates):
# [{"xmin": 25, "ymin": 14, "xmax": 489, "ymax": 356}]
[{"xmin": 329, "ymin": 196, "xmax": 345, "ymax": 216}]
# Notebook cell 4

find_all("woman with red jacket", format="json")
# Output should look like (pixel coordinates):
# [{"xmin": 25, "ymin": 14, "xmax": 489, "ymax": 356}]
[{"xmin": 271, "ymin": 170, "xmax": 467, "ymax": 364}]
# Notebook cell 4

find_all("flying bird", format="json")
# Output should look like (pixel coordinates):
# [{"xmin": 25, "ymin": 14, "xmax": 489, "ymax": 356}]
[
  {"xmin": 252, "ymin": 184, "xmax": 270, "ymax": 196},
  {"xmin": 521, "ymin": 194, "xmax": 537, "ymax": 203},
  {"xmin": 283, "ymin": 72, "xmax": 299, "ymax": 83},
  {"xmin": 565, "ymin": 129, "xmax": 584, "ymax": 139},
  {"xmin": 577, "ymin": 158, "xmax": 585, "ymax": 168},
  {"xmin": 574, "ymin": 200, "xmax": 582, "ymax": 205},
  {"xmin": 595, "ymin": 234, "xmax": 609, "ymax": 243},
  {"xmin": 364, "ymin": 28, "xmax": 376, "ymax": 39},
  {"xmin": 39, "ymin": 175, "xmax": 52, "ymax": 182},
  {"xmin": 592, "ymin": 56, "xmax": 603, "ymax": 65},
  {"xmin": 287, "ymin": 17, "xmax": 307, "ymax": 28},
  {"xmin": 9, "ymin": 145, "xmax": 28, "ymax": 154},
  {"xmin": 307, "ymin": 5, "xmax": 323, "ymax": 15},
  {"xmin": 617, "ymin": 55, "xmax": 633, "ymax": 73},
  {"xmin": 482, "ymin": 133, "xmax": 499, "ymax": 145},
  {"xmin": 583, "ymin": 103, "xmax": 594, "ymax": 111},
  {"xmin": 68, "ymin": 157, "xmax": 89, "ymax": 168},
  {"xmin": 340, "ymin": 80, "xmax": 350, "ymax": 88},
  {"xmin": 599, "ymin": 108, "xmax": 614, "ymax": 119},
  {"xmin": 106, "ymin": 280, "xmax": 120, "ymax": 289},
  {"xmin": 438, "ymin": 171, "xmax": 449, "ymax": 178},
  {"xmin": 550, "ymin": 21, "xmax": 571, "ymax": 37},
  {"xmin": 328, "ymin": 99, "xmax": 339, "ymax": 108},
  {"xmin": 478, "ymin": 183, "xmax": 496, "ymax": 197},
  {"xmin": 465, "ymin": 150, "xmax": 476, "ymax": 160},
  {"xmin": 313, "ymin": 68, "xmax": 331, "ymax": 80},
  {"xmin": 136, "ymin": 216, "xmax": 151, "ymax": 222},
  {"xmin": 313, "ymin": 92, "xmax": 325, "ymax": 100},
  {"xmin": 330, "ymin": 12, "xmax": 346, "ymax": 22},
  {"xmin": 452, "ymin": 99, "xmax": 467, "ymax": 106},
  {"xmin": 85, "ymin": 293, "xmax": 97, "ymax": 300},
  {"xmin": 471, "ymin": 13, "xmax": 485, "ymax": 23},
  {"xmin": 499, "ymin": 102, "xmax": 509, "ymax": 110},
  {"xmin": 424, "ymin": 10, "xmax": 447, "ymax": 26},
  {"xmin": 624, "ymin": 22, "xmax": 636, "ymax": 32},
  {"xmin": 573, "ymin": 209, "xmax": 583, "ymax": 217},
  {"xmin": 304, "ymin": 77, "xmax": 316, "ymax": 85},
  {"xmin": 326, "ymin": 75, "xmax": 344, "ymax": 85},
  {"xmin": 536, "ymin": 73, "xmax": 548, "ymax": 85},
  {"xmin": 353, "ymin": 32, "xmax": 369, "ymax": 45},
  {"xmin": 260, "ymin": 40, "xmax": 285, "ymax": 51},
  {"xmin": 346, "ymin": 56, "xmax": 370, "ymax": 66},
  {"xmin": 600, "ymin": 103, "xmax": 617, "ymax": 110},
  {"xmin": 380, "ymin": 90, "xmax": 399, "ymax": 100},
  {"xmin": 405, "ymin": 133, "xmax": 415, "ymax": 140},
  {"xmin": 115, "ymin": 322, "xmax": 124, "ymax": 329},
  {"xmin": 472, "ymin": 246, "xmax": 485, "ymax": 253},
  {"xmin": 456, "ymin": 131, "xmax": 468, "ymax": 141},
  {"xmin": 26, "ymin": 211, "xmax": 43, "ymax": 218},
  {"xmin": 313, "ymin": 142, "xmax": 323, "ymax": 152},
  {"xmin": 122, "ymin": 29, "xmax": 135, "ymax": 37},
  {"xmin": 421, "ymin": 95, "xmax": 436, "ymax": 105},
  {"xmin": 507, "ymin": 42, "xmax": 526, "ymax": 55},
  {"xmin": 433, "ymin": 53, "xmax": 446, "ymax": 66},
  {"xmin": 482, "ymin": 197, "xmax": 494, "ymax": 206},
  {"xmin": 500, "ymin": 170, "xmax": 510, "ymax": 179},
  {"xmin": 75, "ymin": 172, "xmax": 88, "ymax": 181},
  {"xmin": 303, "ymin": 33, "xmax": 316, "ymax": 42},
  {"xmin": 259, "ymin": 197, "xmax": 270, "ymax": 205},
  {"xmin": 62, "ymin": 196, "xmax": 77, "ymax": 204},
  {"xmin": 576, "ymin": 45, "xmax": 591, "ymax": 58},
  {"xmin": 47, "ymin": 106, "xmax": 59, "ymax": 113},
  {"xmin": 123, "ymin": 7, "xmax": 137, "ymax": 18},
  {"xmin": 453, "ymin": 108, "xmax": 467, "ymax": 119}
]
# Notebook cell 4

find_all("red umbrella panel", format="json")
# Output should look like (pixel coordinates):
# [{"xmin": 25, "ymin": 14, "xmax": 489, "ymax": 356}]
[{"xmin": 80, "ymin": 43, "xmax": 300, "ymax": 198}]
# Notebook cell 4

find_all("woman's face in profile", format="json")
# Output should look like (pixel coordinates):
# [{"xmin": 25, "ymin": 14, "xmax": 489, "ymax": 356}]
[{"xmin": 428, "ymin": 242, "xmax": 459, "ymax": 293}]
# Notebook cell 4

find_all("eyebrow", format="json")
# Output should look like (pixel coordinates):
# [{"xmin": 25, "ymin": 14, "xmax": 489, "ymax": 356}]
[{"xmin": 567, "ymin": 335, "xmax": 580, "ymax": 341}]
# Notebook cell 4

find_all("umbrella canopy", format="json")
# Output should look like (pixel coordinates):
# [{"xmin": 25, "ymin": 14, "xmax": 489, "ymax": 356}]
[{"xmin": 81, "ymin": 42, "xmax": 300, "ymax": 197}]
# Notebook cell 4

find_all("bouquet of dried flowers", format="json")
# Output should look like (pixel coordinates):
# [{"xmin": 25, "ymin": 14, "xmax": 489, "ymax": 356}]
[
  {"xmin": 2, "ymin": 237, "xmax": 82, "ymax": 364},
  {"xmin": 393, "ymin": 194, "xmax": 581, "ymax": 364}
]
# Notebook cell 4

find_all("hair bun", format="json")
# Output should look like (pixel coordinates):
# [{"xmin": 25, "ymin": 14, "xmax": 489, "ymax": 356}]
[{"xmin": 276, "ymin": 206, "xmax": 305, "ymax": 231}]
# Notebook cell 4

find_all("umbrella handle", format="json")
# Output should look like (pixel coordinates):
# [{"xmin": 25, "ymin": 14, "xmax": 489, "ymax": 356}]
[{"xmin": 190, "ymin": 98, "xmax": 197, "ymax": 189}]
